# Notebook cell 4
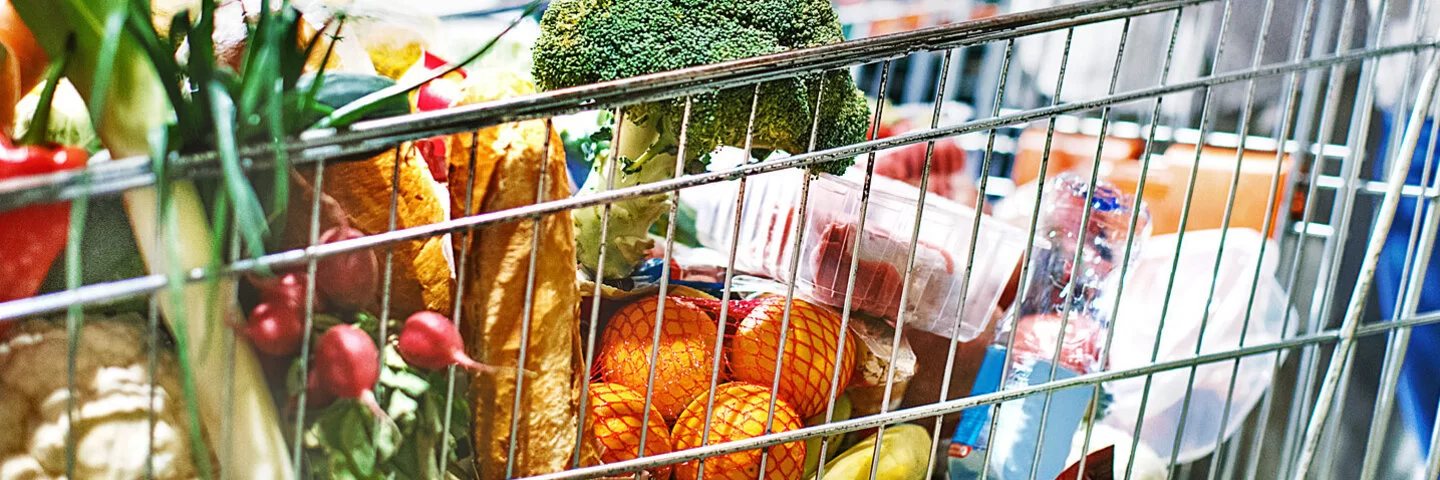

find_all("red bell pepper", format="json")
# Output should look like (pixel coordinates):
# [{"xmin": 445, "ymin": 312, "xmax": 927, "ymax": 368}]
[
  {"xmin": 410, "ymin": 51, "xmax": 469, "ymax": 183},
  {"xmin": 0, "ymin": 134, "xmax": 86, "ymax": 302}
]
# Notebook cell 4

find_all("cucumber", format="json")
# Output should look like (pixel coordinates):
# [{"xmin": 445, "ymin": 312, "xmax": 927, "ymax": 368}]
[
  {"xmin": 298, "ymin": 72, "xmax": 412, "ymax": 125},
  {"xmin": 295, "ymin": 72, "xmax": 415, "ymax": 164},
  {"xmin": 39, "ymin": 196, "xmax": 148, "ymax": 315}
]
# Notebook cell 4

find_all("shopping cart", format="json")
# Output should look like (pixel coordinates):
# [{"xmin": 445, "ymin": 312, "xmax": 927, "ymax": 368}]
[{"xmin": 0, "ymin": 0, "xmax": 1437, "ymax": 478}]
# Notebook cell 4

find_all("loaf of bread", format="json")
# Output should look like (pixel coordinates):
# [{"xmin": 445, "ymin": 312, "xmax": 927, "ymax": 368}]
[
  {"xmin": 300, "ymin": 144, "xmax": 454, "ymax": 317},
  {"xmin": 449, "ymin": 70, "xmax": 588, "ymax": 478}
]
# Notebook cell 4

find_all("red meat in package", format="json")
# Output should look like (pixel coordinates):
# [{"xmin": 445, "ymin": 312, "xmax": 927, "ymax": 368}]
[{"xmin": 808, "ymin": 220, "xmax": 956, "ymax": 323}]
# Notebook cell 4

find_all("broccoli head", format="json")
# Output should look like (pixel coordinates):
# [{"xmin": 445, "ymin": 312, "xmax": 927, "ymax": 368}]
[{"xmin": 533, "ymin": 0, "xmax": 873, "ymax": 279}]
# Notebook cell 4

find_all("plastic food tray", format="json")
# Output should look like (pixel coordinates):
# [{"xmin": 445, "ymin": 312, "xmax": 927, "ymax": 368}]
[{"xmin": 683, "ymin": 169, "xmax": 1026, "ymax": 341}]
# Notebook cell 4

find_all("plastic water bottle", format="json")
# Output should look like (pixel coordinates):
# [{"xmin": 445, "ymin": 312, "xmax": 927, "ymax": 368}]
[{"xmin": 950, "ymin": 173, "xmax": 1148, "ymax": 480}]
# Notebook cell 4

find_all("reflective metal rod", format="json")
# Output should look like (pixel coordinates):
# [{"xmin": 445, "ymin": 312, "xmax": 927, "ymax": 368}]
[
  {"xmin": 1034, "ymin": 15, "xmax": 1134, "ymax": 480},
  {"xmin": 290, "ymin": 153, "xmax": 333, "ymax": 478},
  {"xmin": 440, "ymin": 130, "xmax": 484, "ymax": 472},
  {"xmin": 574, "ymin": 110, "xmax": 625, "ymax": 468},
  {"xmin": 695, "ymin": 84, "xmax": 763, "ymax": 480},
  {"xmin": 1170, "ymin": 0, "xmax": 1284, "ymax": 471},
  {"xmin": 631, "ymin": 99, "xmax": 692, "ymax": 479},
  {"xmin": 1209, "ymin": 0, "xmax": 1325, "ymax": 474},
  {"xmin": 373, "ymin": 142, "xmax": 406, "ymax": 467},
  {"xmin": 506, "ymin": 118, "xmax": 558, "ymax": 479},
  {"xmin": 1315, "ymin": 2, "xmax": 1406, "ymax": 473},
  {"xmin": 921, "ymin": 40, "xmax": 1014, "ymax": 480},
  {"xmin": 1269, "ymin": 0, "xmax": 1363, "ymax": 474},
  {"xmin": 980, "ymin": 25, "xmax": 1077, "ymax": 480},
  {"xmin": 1076, "ymin": 8, "xmax": 1185, "ymax": 476},
  {"xmin": 1357, "ymin": 19, "xmax": 1440, "ymax": 480},
  {"xmin": 1127, "ymin": 0, "xmax": 1238, "ymax": 475},
  {"xmin": 1293, "ymin": 46, "xmax": 1440, "ymax": 480}
]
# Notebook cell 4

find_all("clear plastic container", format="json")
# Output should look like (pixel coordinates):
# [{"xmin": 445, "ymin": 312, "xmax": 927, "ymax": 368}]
[
  {"xmin": 678, "ymin": 169, "xmax": 1026, "ymax": 341},
  {"xmin": 796, "ymin": 173, "xmax": 1026, "ymax": 340},
  {"xmin": 682, "ymin": 168, "xmax": 806, "ymax": 281},
  {"xmin": 1100, "ymin": 228, "xmax": 1296, "ymax": 463}
]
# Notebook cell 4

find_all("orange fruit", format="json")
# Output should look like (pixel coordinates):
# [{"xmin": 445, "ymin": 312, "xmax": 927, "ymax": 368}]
[
  {"xmin": 585, "ymin": 382, "xmax": 675, "ymax": 479},
  {"xmin": 725, "ymin": 296, "xmax": 855, "ymax": 418},
  {"xmin": 671, "ymin": 382, "xmax": 806, "ymax": 480},
  {"xmin": 595, "ymin": 295, "xmax": 722, "ymax": 421}
]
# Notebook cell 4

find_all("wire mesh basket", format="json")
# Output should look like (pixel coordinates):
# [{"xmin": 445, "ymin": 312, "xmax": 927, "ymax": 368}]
[{"xmin": 0, "ymin": 0, "xmax": 1438, "ymax": 479}]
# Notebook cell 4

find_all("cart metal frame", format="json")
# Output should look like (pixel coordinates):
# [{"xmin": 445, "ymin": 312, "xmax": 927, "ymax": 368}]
[{"xmin": 1, "ymin": 0, "xmax": 1437, "ymax": 478}]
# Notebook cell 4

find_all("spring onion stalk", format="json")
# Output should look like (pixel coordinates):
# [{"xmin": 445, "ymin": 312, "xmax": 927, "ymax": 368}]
[{"xmin": 11, "ymin": 1, "xmax": 294, "ymax": 478}]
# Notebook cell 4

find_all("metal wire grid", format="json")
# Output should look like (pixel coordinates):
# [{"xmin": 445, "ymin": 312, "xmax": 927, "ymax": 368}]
[{"xmin": 0, "ymin": 0, "xmax": 1437, "ymax": 478}]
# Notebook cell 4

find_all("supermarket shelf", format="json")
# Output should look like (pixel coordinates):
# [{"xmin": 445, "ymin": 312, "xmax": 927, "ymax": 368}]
[
  {"xmin": 0, "ymin": 0, "xmax": 1213, "ymax": 212},
  {"xmin": 1, "ymin": 38, "xmax": 1431, "ymax": 217}
]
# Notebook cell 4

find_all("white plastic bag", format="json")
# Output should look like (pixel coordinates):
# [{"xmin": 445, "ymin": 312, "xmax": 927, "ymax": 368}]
[{"xmin": 1100, "ymin": 228, "xmax": 1298, "ymax": 463}]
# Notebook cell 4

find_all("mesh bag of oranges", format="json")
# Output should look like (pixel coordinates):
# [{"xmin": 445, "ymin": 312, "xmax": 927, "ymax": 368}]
[{"xmin": 581, "ymin": 290, "xmax": 858, "ymax": 479}]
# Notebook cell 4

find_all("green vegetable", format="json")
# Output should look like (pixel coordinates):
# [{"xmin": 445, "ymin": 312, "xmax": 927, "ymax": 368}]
[
  {"xmin": 300, "ymin": 337, "xmax": 472, "ymax": 480},
  {"xmin": 38, "ymin": 195, "xmax": 147, "ymax": 313},
  {"xmin": 11, "ymin": 1, "xmax": 293, "ymax": 477},
  {"xmin": 532, "ymin": 0, "xmax": 872, "ymax": 279},
  {"xmin": 14, "ymin": 79, "xmax": 100, "ymax": 152},
  {"xmin": 13, "ymin": 1, "xmax": 539, "ymax": 478},
  {"xmin": 301, "ymin": 72, "xmax": 411, "ymax": 122}
]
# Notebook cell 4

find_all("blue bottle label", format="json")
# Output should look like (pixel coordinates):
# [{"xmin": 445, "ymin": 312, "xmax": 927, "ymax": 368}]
[{"xmin": 950, "ymin": 346, "xmax": 1009, "ymax": 451}]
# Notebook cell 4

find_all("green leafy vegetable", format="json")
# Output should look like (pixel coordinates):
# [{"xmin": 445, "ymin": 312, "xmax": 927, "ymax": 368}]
[
  {"xmin": 532, "ymin": 0, "xmax": 873, "ymax": 279},
  {"xmin": 301, "ymin": 329, "xmax": 471, "ymax": 480}
]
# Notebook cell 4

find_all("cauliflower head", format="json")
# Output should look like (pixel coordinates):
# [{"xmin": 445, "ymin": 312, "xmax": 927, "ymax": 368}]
[{"xmin": 0, "ymin": 314, "xmax": 201, "ymax": 479}]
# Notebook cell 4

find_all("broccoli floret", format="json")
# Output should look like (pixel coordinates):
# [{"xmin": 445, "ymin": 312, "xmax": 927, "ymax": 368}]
[{"xmin": 533, "ymin": 0, "xmax": 872, "ymax": 279}]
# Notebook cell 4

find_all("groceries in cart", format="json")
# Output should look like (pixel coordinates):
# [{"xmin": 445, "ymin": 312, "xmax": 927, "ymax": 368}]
[{"xmin": 0, "ymin": 0, "xmax": 1330, "ymax": 478}]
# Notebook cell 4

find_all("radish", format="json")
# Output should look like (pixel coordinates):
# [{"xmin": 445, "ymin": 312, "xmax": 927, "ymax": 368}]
[
  {"xmin": 397, "ymin": 311, "xmax": 500, "ymax": 373},
  {"xmin": 315, "ymin": 226, "xmax": 379, "ymax": 309},
  {"xmin": 305, "ymin": 369, "xmax": 334, "ymax": 407},
  {"xmin": 244, "ymin": 302, "xmax": 304, "ymax": 356},
  {"xmin": 314, "ymin": 324, "xmax": 388, "ymax": 420},
  {"xmin": 249, "ymin": 270, "xmax": 324, "ymax": 312}
]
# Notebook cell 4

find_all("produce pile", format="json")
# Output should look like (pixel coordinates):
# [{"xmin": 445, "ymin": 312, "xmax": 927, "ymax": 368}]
[
  {"xmin": 0, "ymin": 0, "xmax": 1162, "ymax": 479},
  {"xmin": 580, "ymin": 292, "xmax": 933, "ymax": 480}
]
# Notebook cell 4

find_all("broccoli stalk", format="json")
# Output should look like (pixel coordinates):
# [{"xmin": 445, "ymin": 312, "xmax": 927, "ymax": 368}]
[
  {"xmin": 534, "ymin": 0, "xmax": 873, "ymax": 280},
  {"xmin": 572, "ymin": 112, "xmax": 680, "ymax": 278}
]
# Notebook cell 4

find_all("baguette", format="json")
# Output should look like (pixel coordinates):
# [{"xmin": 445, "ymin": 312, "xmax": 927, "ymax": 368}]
[
  {"xmin": 299, "ymin": 144, "xmax": 454, "ymax": 316},
  {"xmin": 451, "ymin": 71, "xmax": 587, "ymax": 478}
]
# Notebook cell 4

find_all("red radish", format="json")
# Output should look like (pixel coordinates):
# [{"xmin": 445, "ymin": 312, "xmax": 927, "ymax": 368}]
[
  {"xmin": 305, "ymin": 369, "xmax": 334, "ymax": 407},
  {"xmin": 414, "ymin": 51, "xmax": 468, "ymax": 112},
  {"xmin": 397, "ymin": 311, "xmax": 499, "ymax": 373},
  {"xmin": 250, "ymin": 271, "xmax": 324, "ymax": 312},
  {"xmin": 244, "ymin": 302, "xmax": 304, "ymax": 356},
  {"xmin": 422, "ymin": 51, "xmax": 466, "ymax": 77},
  {"xmin": 314, "ymin": 324, "xmax": 388, "ymax": 419},
  {"xmin": 315, "ymin": 226, "xmax": 379, "ymax": 309},
  {"xmin": 416, "ymin": 79, "xmax": 462, "ymax": 112}
]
